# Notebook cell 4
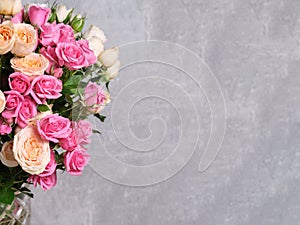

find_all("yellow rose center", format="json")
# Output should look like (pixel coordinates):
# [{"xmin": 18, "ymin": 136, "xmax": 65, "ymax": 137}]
[
  {"xmin": 0, "ymin": 27, "xmax": 13, "ymax": 43},
  {"xmin": 17, "ymin": 30, "xmax": 33, "ymax": 43},
  {"xmin": 24, "ymin": 137, "xmax": 43, "ymax": 161}
]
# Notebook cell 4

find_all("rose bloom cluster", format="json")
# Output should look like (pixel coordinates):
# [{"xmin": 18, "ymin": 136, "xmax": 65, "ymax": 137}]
[{"xmin": 0, "ymin": 0, "xmax": 120, "ymax": 191}]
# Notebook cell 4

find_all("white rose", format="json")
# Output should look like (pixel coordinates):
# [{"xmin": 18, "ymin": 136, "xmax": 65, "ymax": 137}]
[
  {"xmin": 98, "ymin": 47, "xmax": 119, "ymax": 68},
  {"xmin": 13, "ymin": 124, "xmax": 50, "ymax": 175},
  {"xmin": 0, "ymin": 0, "xmax": 22, "ymax": 15},
  {"xmin": 83, "ymin": 25, "xmax": 107, "ymax": 43},
  {"xmin": 56, "ymin": 4, "xmax": 72, "ymax": 23},
  {"xmin": 106, "ymin": 60, "xmax": 121, "ymax": 80},
  {"xmin": 0, "ymin": 90, "xmax": 6, "ymax": 114},
  {"xmin": 0, "ymin": 141, "xmax": 18, "ymax": 167},
  {"xmin": 83, "ymin": 25, "xmax": 107, "ymax": 57}
]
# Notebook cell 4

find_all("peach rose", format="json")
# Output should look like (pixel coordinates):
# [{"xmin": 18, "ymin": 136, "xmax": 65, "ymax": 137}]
[
  {"xmin": 0, "ymin": 21, "xmax": 15, "ymax": 55},
  {"xmin": 13, "ymin": 123, "xmax": 51, "ymax": 175},
  {"xmin": 10, "ymin": 53, "xmax": 49, "ymax": 77},
  {"xmin": 0, "ymin": 141, "xmax": 18, "ymax": 167},
  {"xmin": 12, "ymin": 23, "xmax": 38, "ymax": 57},
  {"xmin": 0, "ymin": 90, "xmax": 6, "ymax": 113}
]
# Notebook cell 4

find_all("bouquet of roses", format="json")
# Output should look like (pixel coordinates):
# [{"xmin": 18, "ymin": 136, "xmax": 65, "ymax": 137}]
[{"xmin": 0, "ymin": 0, "xmax": 120, "ymax": 206}]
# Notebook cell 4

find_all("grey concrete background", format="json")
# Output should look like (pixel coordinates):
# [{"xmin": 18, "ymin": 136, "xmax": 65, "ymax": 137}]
[{"xmin": 26, "ymin": 0, "xmax": 300, "ymax": 224}]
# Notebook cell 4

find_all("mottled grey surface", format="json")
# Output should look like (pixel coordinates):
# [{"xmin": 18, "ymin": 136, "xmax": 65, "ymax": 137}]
[{"xmin": 29, "ymin": 0, "xmax": 300, "ymax": 224}]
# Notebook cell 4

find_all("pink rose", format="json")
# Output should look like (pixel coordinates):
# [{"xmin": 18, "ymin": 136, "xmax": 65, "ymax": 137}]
[
  {"xmin": 84, "ymin": 82, "xmax": 109, "ymax": 114},
  {"xmin": 40, "ymin": 23, "xmax": 61, "ymax": 46},
  {"xmin": 40, "ymin": 23, "xmax": 74, "ymax": 47},
  {"xmin": 77, "ymin": 40, "xmax": 97, "ymax": 65},
  {"xmin": 30, "ymin": 75, "xmax": 62, "ymax": 104},
  {"xmin": 39, "ymin": 150, "xmax": 57, "ymax": 177},
  {"xmin": 52, "ymin": 67, "xmax": 63, "ymax": 78},
  {"xmin": 11, "ymin": 9, "xmax": 23, "ymax": 23},
  {"xmin": 59, "ymin": 129, "xmax": 78, "ymax": 151},
  {"xmin": 55, "ymin": 42, "xmax": 88, "ymax": 70},
  {"xmin": 64, "ymin": 147, "xmax": 90, "ymax": 176},
  {"xmin": 57, "ymin": 24, "xmax": 75, "ymax": 43},
  {"xmin": 29, "ymin": 172, "xmax": 57, "ymax": 191},
  {"xmin": 28, "ymin": 5, "xmax": 50, "ymax": 27},
  {"xmin": 0, "ymin": 119, "xmax": 12, "ymax": 135},
  {"xmin": 2, "ymin": 90, "xmax": 24, "ymax": 119},
  {"xmin": 9, "ymin": 72, "xmax": 31, "ymax": 95},
  {"xmin": 37, "ymin": 114, "xmax": 71, "ymax": 143},
  {"xmin": 73, "ymin": 120, "xmax": 92, "ymax": 145},
  {"xmin": 15, "ymin": 96, "xmax": 37, "ymax": 128},
  {"xmin": 40, "ymin": 46, "xmax": 59, "ymax": 72}
]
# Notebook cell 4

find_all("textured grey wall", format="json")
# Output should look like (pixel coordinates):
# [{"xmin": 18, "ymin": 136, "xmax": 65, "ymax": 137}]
[{"xmin": 29, "ymin": 0, "xmax": 300, "ymax": 224}]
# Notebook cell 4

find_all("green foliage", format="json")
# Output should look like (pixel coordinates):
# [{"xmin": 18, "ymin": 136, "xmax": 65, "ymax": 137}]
[{"xmin": 37, "ymin": 104, "xmax": 50, "ymax": 112}]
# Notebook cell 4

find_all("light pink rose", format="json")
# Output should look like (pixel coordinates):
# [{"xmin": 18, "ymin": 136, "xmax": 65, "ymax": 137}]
[
  {"xmin": 2, "ymin": 90, "xmax": 24, "ymax": 119},
  {"xmin": 39, "ymin": 150, "xmax": 57, "ymax": 177},
  {"xmin": 77, "ymin": 40, "xmax": 97, "ymax": 65},
  {"xmin": 28, "ymin": 5, "xmax": 50, "ymax": 27},
  {"xmin": 59, "ymin": 129, "xmax": 78, "ymax": 151},
  {"xmin": 30, "ymin": 75, "xmax": 62, "ymax": 104},
  {"xmin": 84, "ymin": 82, "xmax": 109, "ymax": 114},
  {"xmin": 37, "ymin": 114, "xmax": 71, "ymax": 143},
  {"xmin": 73, "ymin": 120, "xmax": 92, "ymax": 145},
  {"xmin": 9, "ymin": 72, "xmax": 31, "ymax": 95},
  {"xmin": 64, "ymin": 147, "xmax": 90, "ymax": 176},
  {"xmin": 0, "ymin": 119, "xmax": 12, "ymax": 135},
  {"xmin": 15, "ymin": 96, "xmax": 37, "ymax": 128},
  {"xmin": 11, "ymin": 8, "xmax": 23, "ymax": 23},
  {"xmin": 29, "ymin": 172, "xmax": 57, "ymax": 191}
]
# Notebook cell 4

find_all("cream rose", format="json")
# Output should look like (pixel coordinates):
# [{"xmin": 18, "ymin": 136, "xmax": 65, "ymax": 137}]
[
  {"xmin": 0, "ymin": 21, "xmax": 15, "ymax": 55},
  {"xmin": 83, "ymin": 25, "xmax": 106, "ymax": 57},
  {"xmin": 56, "ymin": 4, "xmax": 73, "ymax": 23},
  {"xmin": 0, "ymin": 90, "xmax": 6, "ymax": 114},
  {"xmin": 10, "ymin": 53, "xmax": 49, "ymax": 77},
  {"xmin": 106, "ymin": 60, "xmax": 121, "ymax": 80},
  {"xmin": 0, "ymin": 0, "xmax": 22, "ymax": 15},
  {"xmin": 12, "ymin": 23, "xmax": 38, "ymax": 57},
  {"xmin": 13, "ymin": 123, "xmax": 50, "ymax": 175},
  {"xmin": 98, "ymin": 47, "xmax": 119, "ymax": 68},
  {"xmin": 0, "ymin": 141, "xmax": 18, "ymax": 167}
]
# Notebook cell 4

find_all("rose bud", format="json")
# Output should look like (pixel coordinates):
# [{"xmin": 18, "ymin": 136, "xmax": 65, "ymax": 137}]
[
  {"xmin": 28, "ymin": 5, "xmax": 51, "ymax": 27},
  {"xmin": 106, "ymin": 60, "xmax": 121, "ymax": 80},
  {"xmin": 56, "ymin": 4, "xmax": 73, "ymax": 23},
  {"xmin": 98, "ymin": 47, "xmax": 119, "ymax": 68},
  {"xmin": 70, "ymin": 14, "xmax": 85, "ymax": 33}
]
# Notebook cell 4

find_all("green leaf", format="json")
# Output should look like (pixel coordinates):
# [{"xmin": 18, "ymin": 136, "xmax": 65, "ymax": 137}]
[
  {"xmin": 0, "ymin": 188, "xmax": 14, "ymax": 205},
  {"xmin": 64, "ymin": 75, "xmax": 83, "ymax": 88},
  {"xmin": 92, "ymin": 129, "xmax": 102, "ymax": 135},
  {"xmin": 94, "ymin": 114, "xmax": 106, "ymax": 122},
  {"xmin": 37, "ymin": 104, "xmax": 50, "ymax": 112}
]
